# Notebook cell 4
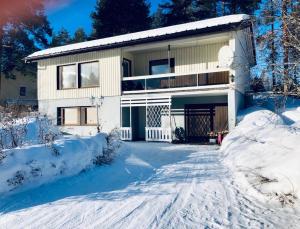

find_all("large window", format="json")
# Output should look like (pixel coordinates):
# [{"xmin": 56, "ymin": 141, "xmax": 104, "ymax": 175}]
[
  {"xmin": 149, "ymin": 58, "xmax": 175, "ymax": 75},
  {"xmin": 58, "ymin": 107, "xmax": 98, "ymax": 126},
  {"xmin": 79, "ymin": 62, "xmax": 99, "ymax": 87},
  {"xmin": 58, "ymin": 65, "xmax": 77, "ymax": 89}
]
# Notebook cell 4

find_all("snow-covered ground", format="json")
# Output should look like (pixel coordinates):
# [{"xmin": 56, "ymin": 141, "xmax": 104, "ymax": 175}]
[
  {"xmin": 0, "ymin": 118, "xmax": 107, "ymax": 195},
  {"xmin": 0, "ymin": 142, "xmax": 299, "ymax": 228},
  {"xmin": 222, "ymin": 106, "xmax": 300, "ymax": 206}
]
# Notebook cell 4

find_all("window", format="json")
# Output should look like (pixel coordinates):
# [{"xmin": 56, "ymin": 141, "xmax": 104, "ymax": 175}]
[
  {"xmin": 79, "ymin": 62, "xmax": 99, "ymax": 87},
  {"xmin": 20, "ymin": 87, "xmax": 26, "ymax": 96},
  {"xmin": 58, "ymin": 107, "xmax": 98, "ymax": 126},
  {"xmin": 86, "ymin": 107, "xmax": 97, "ymax": 125},
  {"xmin": 149, "ymin": 58, "xmax": 175, "ymax": 75},
  {"xmin": 122, "ymin": 58, "xmax": 132, "ymax": 77},
  {"xmin": 58, "ymin": 65, "xmax": 77, "ymax": 89},
  {"xmin": 62, "ymin": 108, "xmax": 80, "ymax": 125}
]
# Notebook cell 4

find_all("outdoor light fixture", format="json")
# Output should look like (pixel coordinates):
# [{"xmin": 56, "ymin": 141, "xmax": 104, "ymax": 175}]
[{"xmin": 230, "ymin": 74, "xmax": 235, "ymax": 83}]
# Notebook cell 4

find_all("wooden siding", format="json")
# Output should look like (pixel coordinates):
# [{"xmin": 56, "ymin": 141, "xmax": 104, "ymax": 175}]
[
  {"xmin": 37, "ymin": 48, "xmax": 121, "ymax": 100},
  {"xmin": 132, "ymin": 42, "xmax": 228, "ymax": 76},
  {"xmin": 0, "ymin": 72, "xmax": 37, "ymax": 104}
]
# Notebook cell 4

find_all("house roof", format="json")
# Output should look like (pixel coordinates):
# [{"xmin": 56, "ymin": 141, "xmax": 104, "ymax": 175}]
[{"xmin": 26, "ymin": 14, "xmax": 251, "ymax": 62}]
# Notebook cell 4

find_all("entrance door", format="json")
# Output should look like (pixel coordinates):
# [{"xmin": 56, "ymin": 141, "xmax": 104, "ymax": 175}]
[{"xmin": 184, "ymin": 104, "xmax": 228, "ymax": 142}]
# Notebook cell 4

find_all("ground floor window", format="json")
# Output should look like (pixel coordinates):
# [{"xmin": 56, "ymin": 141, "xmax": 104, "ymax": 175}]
[{"xmin": 58, "ymin": 107, "xmax": 97, "ymax": 126}]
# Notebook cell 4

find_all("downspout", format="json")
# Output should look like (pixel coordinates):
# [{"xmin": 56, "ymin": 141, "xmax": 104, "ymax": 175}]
[{"xmin": 168, "ymin": 44, "xmax": 171, "ymax": 88}]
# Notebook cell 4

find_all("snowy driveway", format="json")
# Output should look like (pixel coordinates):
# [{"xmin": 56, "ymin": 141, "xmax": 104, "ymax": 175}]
[{"xmin": 0, "ymin": 142, "xmax": 298, "ymax": 228}]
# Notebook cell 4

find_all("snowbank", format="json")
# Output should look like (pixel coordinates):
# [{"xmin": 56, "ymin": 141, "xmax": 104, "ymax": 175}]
[
  {"xmin": 0, "ymin": 118, "xmax": 108, "ymax": 195},
  {"xmin": 222, "ymin": 107, "xmax": 300, "ymax": 204}
]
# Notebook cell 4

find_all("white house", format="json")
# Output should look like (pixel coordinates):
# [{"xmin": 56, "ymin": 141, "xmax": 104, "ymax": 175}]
[{"xmin": 26, "ymin": 14, "xmax": 256, "ymax": 142}]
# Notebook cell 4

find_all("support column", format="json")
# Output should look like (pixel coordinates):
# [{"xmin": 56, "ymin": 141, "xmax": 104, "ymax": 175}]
[
  {"xmin": 228, "ymin": 89, "xmax": 237, "ymax": 131},
  {"xmin": 169, "ymin": 96, "xmax": 172, "ymax": 142},
  {"xmin": 145, "ymin": 99, "xmax": 148, "ymax": 141}
]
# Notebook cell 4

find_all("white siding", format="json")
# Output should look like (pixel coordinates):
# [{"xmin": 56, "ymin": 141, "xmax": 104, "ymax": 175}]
[
  {"xmin": 132, "ymin": 42, "xmax": 228, "ymax": 76},
  {"xmin": 37, "ymin": 48, "xmax": 121, "ymax": 100}
]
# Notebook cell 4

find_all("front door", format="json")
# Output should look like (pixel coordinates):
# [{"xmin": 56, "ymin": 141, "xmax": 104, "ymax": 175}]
[{"xmin": 184, "ymin": 104, "xmax": 228, "ymax": 142}]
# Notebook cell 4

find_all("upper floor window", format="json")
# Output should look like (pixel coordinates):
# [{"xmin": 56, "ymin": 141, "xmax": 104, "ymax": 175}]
[
  {"xmin": 58, "ymin": 64, "xmax": 77, "ymax": 89},
  {"xmin": 122, "ymin": 58, "xmax": 132, "ymax": 77},
  {"xmin": 79, "ymin": 62, "xmax": 99, "ymax": 87},
  {"xmin": 149, "ymin": 58, "xmax": 175, "ymax": 75}
]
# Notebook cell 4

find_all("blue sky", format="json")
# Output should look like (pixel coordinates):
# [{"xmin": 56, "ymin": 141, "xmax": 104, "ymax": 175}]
[{"xmin": 46, "ymin": 0, "xmax": 161, "ymax": 35}]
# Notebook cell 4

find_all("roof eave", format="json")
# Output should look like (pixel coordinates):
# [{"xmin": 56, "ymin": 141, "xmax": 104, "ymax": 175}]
[{"xmin": 25, "ymin": 20, "xmax": 252, "ymax": 62}]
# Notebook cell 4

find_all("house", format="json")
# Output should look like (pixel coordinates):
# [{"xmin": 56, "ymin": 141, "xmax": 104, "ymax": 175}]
[
  {"xmin": 25, "ymin": 14, "xmax": 256, "ymax": 142},
  {"xmin": 0, "ymin": 72, "xmax": 37, "ymax": 107}
]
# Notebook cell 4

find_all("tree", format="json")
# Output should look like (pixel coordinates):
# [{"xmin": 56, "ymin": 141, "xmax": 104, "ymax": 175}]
[
  {"xmin": 194, "ymin": 0, "xmax": 218, "ymax": 19},
  {"xmin": 0, "ymin": 0, "xmax": 52, "ymax": 81},
  {"xmin": 91, "ymin": 0, "xmax": 151, "ymax": 39},
  {"xmin": 152, "ymin": 6, "xmax": 167, "ymax": 28},
  {"xmin": 256, "ymin": 0, "xmax": 280, "ymax": 88},
  {"xmin": 158, "ymin": 0, "xmax": 196, "ymax": 26},
  {"xmin": 51, "ymin": 28, "xmax": 72, "ymax": 47},
  {"xmin": 73, "ymin": 28, "xmax": 87, "ymax": 43}
]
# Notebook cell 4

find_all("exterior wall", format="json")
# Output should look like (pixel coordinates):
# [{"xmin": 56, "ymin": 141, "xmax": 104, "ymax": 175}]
[
  {"xmin": 37, "ymin": 48, "xmax": 121, "ymax": 101},
  {"xmin": 39, "ymin": 96, "xmax": 121, "ymax": 136},
  {"xmin": 132, "ymin": 42, "xmax": 228, "ymax": 76},
  {"xmin": 0, "ymin": 73, "xmax": 37, "ymax": 105},
  {"xmin": 230, "ymin": 29, "xmax": 252, "ymax": 94}
]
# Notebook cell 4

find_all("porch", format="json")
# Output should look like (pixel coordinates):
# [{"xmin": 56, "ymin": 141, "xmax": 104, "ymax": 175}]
[{"xmin": 120, "ymin": 94, "xmax": 229, "ymax": 143}]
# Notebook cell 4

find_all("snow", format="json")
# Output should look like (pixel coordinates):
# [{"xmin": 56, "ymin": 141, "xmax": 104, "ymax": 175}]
[
  {"xmin": 26, "ymin": 14, "xmax": 250, "ymax": 61},
  {"xmin": 222, "ymin": 107, "xmax": 300, "ymax": 204},
  {"xmin": 0, "ymin": 106, "xmax": 300, "ymax": 228},
  {"xmin": 0, "ymin": 119, "xmax": 107, "ymax": 195},
  {"xmin": 0, "ymin": 142, "xmax": 299, "ymax": 228}
]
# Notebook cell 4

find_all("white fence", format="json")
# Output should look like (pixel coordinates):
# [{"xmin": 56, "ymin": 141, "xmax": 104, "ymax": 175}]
[
  {"xmin": 145, "ymin": 127, "xmax": 172, "ymax": 142},
  {"xmin": 120, "ymin": 127, "xmax": 132, "ymax": 141}
]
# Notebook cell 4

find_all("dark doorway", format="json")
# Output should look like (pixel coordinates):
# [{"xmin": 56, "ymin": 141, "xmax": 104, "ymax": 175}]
[
  {"xmin": 131, "ymin": 107, "xmax": 146, "ymax": 141},
  {"xmin": 184, "ymin": 104, "xmax": 228, "ymax": 142}
]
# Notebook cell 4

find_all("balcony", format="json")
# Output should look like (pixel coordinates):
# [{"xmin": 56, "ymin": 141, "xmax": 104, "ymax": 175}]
[{"xmin": 122, "ymin": 69, "xmax": 230, "ymax": 93}]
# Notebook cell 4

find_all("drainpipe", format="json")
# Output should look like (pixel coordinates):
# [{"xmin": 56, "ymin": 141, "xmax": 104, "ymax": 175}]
[{"xmin": 168, "ymin": 44, "xmax": 171, "ymax": 88}]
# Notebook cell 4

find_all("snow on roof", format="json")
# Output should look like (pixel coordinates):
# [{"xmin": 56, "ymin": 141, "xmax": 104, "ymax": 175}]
[{"xmin": 26, "ymin": 14, "xmax": 250, "ymax": 61}]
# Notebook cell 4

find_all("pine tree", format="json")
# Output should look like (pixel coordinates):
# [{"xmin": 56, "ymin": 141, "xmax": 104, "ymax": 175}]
[
  {"xmin": 256, "ymin": 0, "xmax": 281, "ymax": 89},
  {"xmin": 91, "ymin": 0, "xmax": 151, "ymax": 39},
  {"xmin": 0, "ymin": 0, "xmax": 52, "ymax": 80},
  {"xmin": 152, "ymin": 6, "xmax": 167, "ymax": 28},
  {"xmin": 159, "ymin": 0, "xmax": 196, "ymax": 26},
  {"xmin": 73, "ymin": 28, "xmax": 87, "ymax": 43},
  {"xmin": 194, "ymin": 0, "xmax": 218, "ymax": 19},
  {"xmin": 51, "ymin": 28, "xmax": 72, "ymax": 47}
]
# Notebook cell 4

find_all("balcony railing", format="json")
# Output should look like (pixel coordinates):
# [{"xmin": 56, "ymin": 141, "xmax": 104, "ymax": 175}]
[{"xmin": 122, "ymin": 69, "xmax": 230, "ymax": 93}]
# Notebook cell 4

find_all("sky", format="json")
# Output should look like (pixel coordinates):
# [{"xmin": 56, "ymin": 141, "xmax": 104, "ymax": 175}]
[{"xmin": 45, "ymin": 0, "xmax": 161, "ymax": 35}]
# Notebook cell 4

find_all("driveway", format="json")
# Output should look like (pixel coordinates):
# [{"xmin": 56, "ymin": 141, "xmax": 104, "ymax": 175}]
[{"xmin": 0, "ymin": 142, "xmax": 298, "ymax": 228}]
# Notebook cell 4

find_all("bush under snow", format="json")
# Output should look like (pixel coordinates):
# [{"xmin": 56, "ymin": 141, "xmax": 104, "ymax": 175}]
[
  {"xmin": 0, "ymin": 118, "xmax": 108, "ymax": 195},
  {"xmin": 222, "ymin": 107, "xmax": 300, "ymax": 206}
]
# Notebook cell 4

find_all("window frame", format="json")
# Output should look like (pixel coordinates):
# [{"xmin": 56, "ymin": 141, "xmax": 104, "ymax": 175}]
[
  {"xmin": 78, "ymin": 61, "xmax": 100, "ymax": 88},
  {"xmin": 57, "ymin": 106, "xmax": 98, "ymax": 126},
  {"xmin": 149, "ymin": 58, "xmax": 175, "ymax": 75},
  {"xmin": 57, "ymin": 64, "xmax": 78, "ymax": 90},
  {"xmin": 122, "ymin": 58, "xmax": 132, "ymax": 78}
]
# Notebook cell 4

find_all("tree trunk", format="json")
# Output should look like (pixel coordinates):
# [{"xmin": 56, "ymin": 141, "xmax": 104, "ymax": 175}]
[
  {"xmin": 0, "ymin": 26, "xmax": 3, "ymax": 92},
  {"xmin": 282, "ymin": 0, "xmax": 289, "ymax": 93},
  {"xmin": 271, "ymin": 0, "xmax": 276, "ymax": 89}
]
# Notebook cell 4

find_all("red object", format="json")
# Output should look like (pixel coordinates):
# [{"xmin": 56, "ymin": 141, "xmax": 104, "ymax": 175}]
[{"xmin": 217, "ymin": 133, "xmax": 223, "ymax": 145}]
